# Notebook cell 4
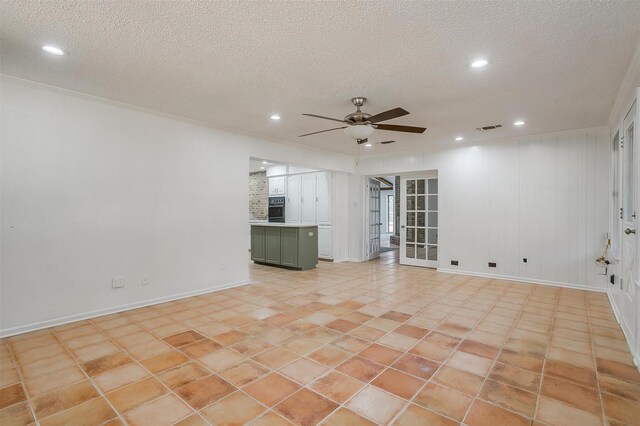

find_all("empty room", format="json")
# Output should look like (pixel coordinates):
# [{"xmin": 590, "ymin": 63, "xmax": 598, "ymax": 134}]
[{"xmin": 2, "ymin": 1, "xmax": 640, "ymax": 425}]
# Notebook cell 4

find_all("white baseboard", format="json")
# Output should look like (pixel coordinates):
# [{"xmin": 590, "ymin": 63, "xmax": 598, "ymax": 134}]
[
  {"xmin": 436, "ymin": 268, "xmax": 608, "ymax": 293},
  {"xmin": 0, "ymin": 280, "xmax": 251, "ymax": 338}
]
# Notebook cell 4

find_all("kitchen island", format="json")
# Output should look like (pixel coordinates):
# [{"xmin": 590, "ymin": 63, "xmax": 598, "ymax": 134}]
[{"xmin": 250, "ymin": 223, "xmax": 318, "ymax": 270}]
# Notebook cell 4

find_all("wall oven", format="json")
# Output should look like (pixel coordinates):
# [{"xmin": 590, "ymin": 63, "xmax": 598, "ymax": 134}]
[{"xmin": 268, "ymin": 196, "xmax": 285, "ymax": 222}]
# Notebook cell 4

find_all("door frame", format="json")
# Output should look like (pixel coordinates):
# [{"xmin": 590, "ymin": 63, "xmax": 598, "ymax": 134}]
[
  {"xmin": 621, "ymin": 102, "xmax": 637, "ymax": 324},
  {"xmin": 362, "ymin": 171, "xmax": 438, "ymax": 264}
]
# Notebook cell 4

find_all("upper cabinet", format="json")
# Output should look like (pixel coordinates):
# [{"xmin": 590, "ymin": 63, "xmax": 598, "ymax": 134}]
[
  {"xmin": 301, "ymin": 174, "xmax": 317, "ymax": 223},
  {"xmin": 285, "ymin": 172, "xmax": 332, "ymax": 225},
  {"xmin": 286, "ymin": 175, "xmax": 302, "ymax": 223},
  {"xmin": 268, "ymin": 176, "xmax": 286, "ymax": 196},
  {"xmin": 317, "ymin": 172, "xmax": 332, "ymax": 225}
]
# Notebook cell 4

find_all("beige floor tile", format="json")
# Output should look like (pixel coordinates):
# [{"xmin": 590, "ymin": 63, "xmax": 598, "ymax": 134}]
[
  {"xmin": 346, "ymin": 385, "xmax": 405, "ymax": 424},
  {"xmin": 125, "ymin": 394, "xmax": 193, "ymax": 426}
]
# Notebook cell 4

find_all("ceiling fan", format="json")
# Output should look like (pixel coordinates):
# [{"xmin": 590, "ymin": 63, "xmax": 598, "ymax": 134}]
[{"xmin": 299, "ymin": 97, "xmax": 426, "ymax": 145}]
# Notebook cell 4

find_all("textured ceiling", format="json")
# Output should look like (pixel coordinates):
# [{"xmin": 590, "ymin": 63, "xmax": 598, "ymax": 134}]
[{"xmin": 2, "ymin": 1, "xmax": 640, "ymax": 156}]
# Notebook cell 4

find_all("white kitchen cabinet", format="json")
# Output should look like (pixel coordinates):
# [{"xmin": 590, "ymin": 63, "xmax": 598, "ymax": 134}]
[
  {"xmin": 268, "ymin": 176, "xmax": 286, "ymax": 196},
  {"xmin": 318, "ymin": 225, "xmax": 333, "ymax": 259},
  {"xmin": 301, "ymin": 174, "xmax": 317, "ymax": 223},
  {"xmin": 316, "ymin": 172, "xmax": 332, "ymax": 225},
  {"xmin": 286, "ymin": 175, "xmax": 301, "ymax": 222}
]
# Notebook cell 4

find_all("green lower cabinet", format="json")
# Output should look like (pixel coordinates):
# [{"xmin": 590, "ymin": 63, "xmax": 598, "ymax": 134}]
[
  {"xmin": 280, "ymin": 228, "xmax": 299, "ymax": 267},
  {"xmin": 250, "ymin": 226, "xmax": 266, "ymax": 262},
  {"xmin": 265, "ymin": 227, "xmax": 281, "ymax": 264},
  {"xmin": 250, "ymin": 225, "xmax": 318, "ymax": 270}
]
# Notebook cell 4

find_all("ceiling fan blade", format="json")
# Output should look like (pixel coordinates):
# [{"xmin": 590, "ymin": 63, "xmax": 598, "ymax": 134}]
[
  {"xmin": 375, "ymin": 123, "xmax": 426, "ymax": 134},
  {"xmin": 368, "ymin": 107, "xmax": 409, "ymax": 124},
  {"xmin": 379, "ymin": 140, "xmax": 395, "ymax": 144},
  {"xmin": 298, "ymin": 126, "xmax": 346, "ymax": 137},
  {"xmin": 302, "ymin": 113, "xmax": 346, "ymax": 124},
  {"xmin": 357, "ymin": 138, "xmax": 368, "ymax": 145}
]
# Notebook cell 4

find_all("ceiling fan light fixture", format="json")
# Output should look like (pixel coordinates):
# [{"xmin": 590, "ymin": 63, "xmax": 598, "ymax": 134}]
[
  {"xmin": 344, "ymin": 124, "xmax": 374, "ymax": 140},
  {"xmin": 364, "ymin": 143, "xmax": 372, "ymax": 147}
]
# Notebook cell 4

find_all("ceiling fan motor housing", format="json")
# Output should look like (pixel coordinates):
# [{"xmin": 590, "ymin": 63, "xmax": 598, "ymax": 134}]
[{"xmin": 345, "ymin": 96, "xmax": 371, "ymax": 124}]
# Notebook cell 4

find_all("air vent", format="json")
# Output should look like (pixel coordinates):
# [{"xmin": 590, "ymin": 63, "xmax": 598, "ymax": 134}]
[
  {"xmin": 475, "ymin": 124, "xmax": 503, "ymax": 131},
  {"xmin": 380, "ymin": 141, "xmax": 396, "ymax": 145}
]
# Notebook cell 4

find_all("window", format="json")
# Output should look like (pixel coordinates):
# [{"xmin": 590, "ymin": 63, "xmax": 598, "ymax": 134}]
[{"xmin": 387, "ymin": 195, "xmax": 394, "ymax": 233}]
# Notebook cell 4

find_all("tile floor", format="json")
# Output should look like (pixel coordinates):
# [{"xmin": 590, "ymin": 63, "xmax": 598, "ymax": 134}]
[{"xmin": 1, "ymin": 252, "xmax": 640, "ymax": 425}]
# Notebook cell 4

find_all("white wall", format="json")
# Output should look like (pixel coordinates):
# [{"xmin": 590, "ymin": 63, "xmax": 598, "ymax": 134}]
[
  {"xmin": 356, "ymin": 127, "xmax": 611, "ymax": 291},
  {"xmin": 0, "ymin": 76, "xmax": 354, "ymax": 336}
]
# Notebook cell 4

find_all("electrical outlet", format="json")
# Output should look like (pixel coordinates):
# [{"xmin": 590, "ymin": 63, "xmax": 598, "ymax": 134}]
[
  {"xmin": 141, "ymin": 277, "xmax": 150, "ymax": 286},
  {"xmin": 220, "ymin": 263, "xmax": 226, "ymax": 270},
  {"xmin": 112, "ymin": 277, "xmax": 125, "ymax": 288},
  {"xmin": 488, "ymin": 262, "xmax": 497, "ymax": 268},
  {"xmin": 523, "ymin": 258, "xmax": 528, "ymax": 263}
]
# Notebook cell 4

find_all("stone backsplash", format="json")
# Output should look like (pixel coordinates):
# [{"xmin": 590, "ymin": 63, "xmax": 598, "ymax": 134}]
[{"xmin": 249, "ymin": 171, "xmax": 268, "ymax": 220}]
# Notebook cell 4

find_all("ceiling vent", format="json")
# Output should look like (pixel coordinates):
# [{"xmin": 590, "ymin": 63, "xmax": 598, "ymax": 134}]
[
  {"xmin": 475, "ymin": 124, "xmax": 503, "ymax": 131},
  {"xmin": 380, "ymin": 140, "xmax": 396, "ymax": 144}
]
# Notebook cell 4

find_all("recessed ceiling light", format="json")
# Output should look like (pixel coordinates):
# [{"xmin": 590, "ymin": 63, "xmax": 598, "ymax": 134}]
[
  {"xmin": 513, "ymin": 120, "xmax": 526, "ymax": 126},
  {"xmin": 260, "ymin": 166, "xmax": 265, "ymax": 170},
  {"xmin": 261, "ymin": 161, "xmax": 268, "ymax": 164},
  {"xmin": 364, "ymin": 143, "xmax": 372, "ymax": 147},
  {"xmin": 470, "ymin": 59, "xmax": 488, "ymax": 68},
  {"xmin": 42, "ymin": 45, "xmax": 65, "ymax": 56},
  {"xmin": 270, "ymin": 114, "xmax": 281, "ymax": 120},
  {"xmin": 455, "ymin": 137, "xmax": 464, "ymax": 141}
]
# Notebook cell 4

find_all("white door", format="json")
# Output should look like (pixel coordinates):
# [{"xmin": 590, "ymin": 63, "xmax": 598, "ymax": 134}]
[
  {"xmin": 366, "ymin": 179, "xmax": 381, "ymax": 260},
  {"xmin": 620, "ymin": 102, "xmax": 638, "ymax": 349},
  {"xmin": 302, "ymin": 174, "xmax": 317, "ymax": 223},
  {"xmin": 317, "ymin": 172, "xmax": 332, "ymax": 225},
  {"xmin": 400, "ymin": 176, "xmax": 438, "ymax": 268},
  {"xmin": 286, "ymin": 175, "xmax": 301, "ymax": 223}
]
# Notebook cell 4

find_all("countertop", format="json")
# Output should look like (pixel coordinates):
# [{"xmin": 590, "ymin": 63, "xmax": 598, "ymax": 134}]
[{"xmin": 250, "ymin": 222, "xmax": 318, "ymax": 228}]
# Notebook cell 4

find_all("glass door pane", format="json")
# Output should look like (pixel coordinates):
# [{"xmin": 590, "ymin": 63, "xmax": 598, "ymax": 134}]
[{"xmin": 400, "ymin": 176, "xmax": 438, "ymax": 268}]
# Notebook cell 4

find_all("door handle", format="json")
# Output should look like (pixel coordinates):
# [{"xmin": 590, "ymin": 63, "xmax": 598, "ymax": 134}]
[
  {"xmin": 401, "ymin": 225, "xmax": 405, "ymax": 229},
  {"xmin": 625, "ymin": 228, "xmax": 636, "ymax": 235}
]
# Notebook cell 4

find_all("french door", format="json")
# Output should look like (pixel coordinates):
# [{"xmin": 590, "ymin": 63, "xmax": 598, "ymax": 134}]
[
  {"xmin": 366, "ymin": 179, "xmax": 381, "ymax": 260},
  {"xmin": 400, "ymin": 176, "xmax": 438, "ymax": 268},
  {"xmin": 620, "ymin": 102, "xmax": 638, "ymax": 349}
]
